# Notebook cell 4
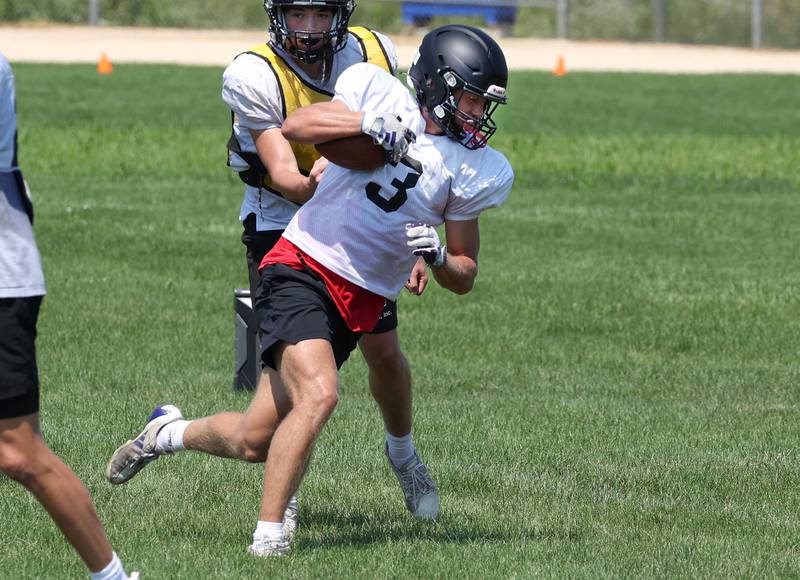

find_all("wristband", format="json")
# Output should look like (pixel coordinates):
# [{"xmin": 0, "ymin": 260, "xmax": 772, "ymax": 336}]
[{"xmin": 431, "ymin": 245, "xmax": 447, "ymax": 268}]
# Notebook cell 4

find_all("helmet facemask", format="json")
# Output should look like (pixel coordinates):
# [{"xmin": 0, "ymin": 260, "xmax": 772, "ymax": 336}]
[
  {"xmin": 430, "ymin": 69, "xmax": 506, "ymax": 150},
  {"xmin": 264, "ymin": 1, "xmax": 355, "ymax": 80}
]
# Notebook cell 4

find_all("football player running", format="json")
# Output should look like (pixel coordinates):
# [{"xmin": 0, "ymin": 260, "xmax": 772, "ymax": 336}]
[
  {"xmin": 105, "ymin": 0, "xmax": 435, "ymax": 552},
  {"xmin": 247, "ymin": 24, "xmax": 513, "ymax": 555}
]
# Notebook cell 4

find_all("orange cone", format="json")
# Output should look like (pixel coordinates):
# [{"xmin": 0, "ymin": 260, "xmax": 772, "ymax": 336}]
[
  {"xmin": 553, "ymin": 54, "xmax": 566, "ymax": 77},
  {"xmin": 97, "ymin": 53, "xmax": 113, "ymax": 75}
]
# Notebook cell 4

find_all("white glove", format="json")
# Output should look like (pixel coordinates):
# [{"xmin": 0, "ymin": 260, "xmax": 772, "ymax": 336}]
[
  {"xmin": 361, "ymin": 111, "xmax": 416, "ymax": 163},
  {"xmin": 405, "ymin": 223, "xmax": 446, "ymax": 267}
]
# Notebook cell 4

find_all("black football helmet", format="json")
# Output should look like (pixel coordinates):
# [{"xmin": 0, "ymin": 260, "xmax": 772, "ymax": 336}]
[
  {"xmin": 264, "ymin": 0, "xmax": 355, "ymax": 65},
  {"xmin": 407, "ymin": 24, "xmax": 508, "ymax": 149}
]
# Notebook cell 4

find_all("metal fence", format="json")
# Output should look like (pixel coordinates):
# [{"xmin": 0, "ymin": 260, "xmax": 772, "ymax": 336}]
[
  {"xmin": 76, "ymin": 0, "xmax": 787, "ymax": 49},
  {"xmin": 374, "ymin": 0, "xmax": 770, "ymax": 47},
  {"xmin": 385, "ymin": 0, "xmax": 571, "ymax": 37}
]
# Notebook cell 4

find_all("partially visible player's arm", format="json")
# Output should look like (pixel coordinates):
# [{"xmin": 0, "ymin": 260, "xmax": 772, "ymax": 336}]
[
  {"xmin": 282, "ymin": 101, "xmax": 362, "ymax": 144},
  {"xmin": 433, "ymin": 219, "xmax": 480, "ymax": 294},
  {"xmin": 407, "ymin": 219, "xmax": 480, "ymax": 295},
  {"xmin": 250, "ymin": 127, "xmax": 327, "ymax": 204}
]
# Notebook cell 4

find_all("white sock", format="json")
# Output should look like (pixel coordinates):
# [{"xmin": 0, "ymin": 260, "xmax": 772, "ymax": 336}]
[
  {"xmin": 89, "ymin": 552, "xmax": 127, "ymax": 580},
  {"xmin": 386, "ymin": 430, "xmax": 415, "ymax": 467},
  {"xmin": 253, "ymin": 520, "xmax": 285, "ymax": 543},
  {"xmin": 155, "ymin": 420, "xmax": 190, "ymax": 453}
]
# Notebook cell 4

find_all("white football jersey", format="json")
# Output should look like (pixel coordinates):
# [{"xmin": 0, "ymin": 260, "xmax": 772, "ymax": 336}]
[
  {"xmin": 0, "ymin": 53, "xmax": 46, "ymax": 298},
  {"xmin": 283, "ymin": 63, "xmax": 514, "ymax": 301},
  {"xmin": 222, "ymin": 31, "xmax": 398, "ymax": 231}
]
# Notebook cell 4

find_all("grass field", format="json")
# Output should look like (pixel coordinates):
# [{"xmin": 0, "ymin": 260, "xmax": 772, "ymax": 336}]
[{"xmin": 2, "ymin": 63, "xmax": 799, "ymax": 578}]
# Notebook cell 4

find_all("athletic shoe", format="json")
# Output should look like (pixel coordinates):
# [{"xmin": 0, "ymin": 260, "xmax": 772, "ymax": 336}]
[
  {"xmin": 386, "ymin": 445, "xmax": 440, "ymax": 520},
  {"xmin": 248, "ymin": 537, "xmax": 291, "ymax": 557},
  {"xmin": 128, "ymin": 573, "xmax": 140, "ymax": 580},
  {"xmin": 283, "ymin": 495, "xmax": 299, "ymax": 542},
  {"xmin": 105, "ymin": 405, "xmax": 184, "ymax": 484}
]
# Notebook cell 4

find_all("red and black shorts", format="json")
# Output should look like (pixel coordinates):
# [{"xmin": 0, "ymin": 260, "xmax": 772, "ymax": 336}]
[
  {"xmin": 368, "ymin": 299, "xmax": 397, "ymax": 335},
  {"xmin": 0, "ymin": 296, "xmax": 42, "ymax": 419},
  {"xmin": 241, "ymin": 214, "xmax": 397, "ymax": 335},
  {"xmin": 255, "ymin": 263, "xmax": 362, "ymax": 371}
]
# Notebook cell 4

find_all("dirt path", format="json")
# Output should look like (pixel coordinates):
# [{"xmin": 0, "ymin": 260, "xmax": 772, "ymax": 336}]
[{"xmin": 2, "ymin": 24, "xmax": 800, "ymax": 73}]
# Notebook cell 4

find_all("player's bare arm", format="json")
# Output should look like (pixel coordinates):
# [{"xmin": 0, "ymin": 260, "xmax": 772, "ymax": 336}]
[
  {"xmin": 282, "ymin": 100, "xmax": 362, "ymax": 144},
  {"xmin": 430, "ymin": 219, "xmax": 480, "ymax": 295},
  {"xmin": 283, "ymin": 99, "xmax": 415, "ymax": 165},
  {"xmin": 250, "ymin": 127, "xmax": 327, "ymax": 204}
]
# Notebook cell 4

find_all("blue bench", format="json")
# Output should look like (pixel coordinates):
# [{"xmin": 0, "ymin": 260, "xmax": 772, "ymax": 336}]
[{"xmin": 402, "ymin": 1, "xmax": 518, "ymax": 27}]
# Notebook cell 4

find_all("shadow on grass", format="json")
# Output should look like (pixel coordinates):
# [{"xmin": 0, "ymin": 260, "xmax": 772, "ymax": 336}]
[{"xmin": 295, "ymin": 507, "xmax": 582, "ymax": 549}]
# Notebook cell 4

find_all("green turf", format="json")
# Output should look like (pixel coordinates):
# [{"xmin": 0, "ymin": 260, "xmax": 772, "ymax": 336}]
[{"xmin": 2, "ymin": 64, "xmax": 799, "ymax": 578}]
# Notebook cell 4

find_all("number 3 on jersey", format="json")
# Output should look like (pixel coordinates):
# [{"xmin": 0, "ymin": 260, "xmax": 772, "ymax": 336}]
[{"xmin": 365, "ymin": 156, "xmax": 423, "ymax": 213}]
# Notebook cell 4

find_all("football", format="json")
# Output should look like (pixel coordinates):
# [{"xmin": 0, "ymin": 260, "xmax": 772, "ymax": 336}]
[{"xmin": 315, "ymin": 134, "xmax": 387, "ymax": 171}]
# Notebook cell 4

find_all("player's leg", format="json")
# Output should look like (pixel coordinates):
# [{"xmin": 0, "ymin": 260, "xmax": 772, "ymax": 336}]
[
  {"xmin": 249, "ymin": 263, "xmax": 361, "ymax": 556},
  {"xmin": 252, "ymin": 338, "xmax": 339, "ymax": 557},
  {"xmin": 359, "ymin": 306, "xmax": 440, "ymax": 520},
  {"xmin": 173, "ymin": 211, "xmax": 292, "ymax": 459},
  {"xmin": 182, "ymin": 367, "xmax": 291, "ymax": 461},
  {"xmin": 0, "ymin": 414, "xmax": 114, "ymax": 572},
  {"xmin": 359, "ymin": 325, "xmax": 412, "ymax": 437},
  {"xmin": 137, "ymin": 220, "xmax": 287, "ymax": 463},
  {"xmin": 216, "ymin": 217, "xmax": 292, "ymax": 459},
  {"xmin": 105, "ymin": 367, "xmax": 291, "ymax": 481},
  {"xmin": 106, "ymin": 215, "xmax": 289, "ymax": 482},
  {"xmin": 0, "ymin": 295, "xmax": 135, "ymax": 578}
]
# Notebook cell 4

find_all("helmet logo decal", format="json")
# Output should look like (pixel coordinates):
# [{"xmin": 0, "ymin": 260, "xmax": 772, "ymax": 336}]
[
  {"xmin": 486, "ymin": 84, "xmax": 506, "ymax": 99},
  {"xmin": 443, "ymin": 71, "xmax": 458, "ymax": 88}
]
